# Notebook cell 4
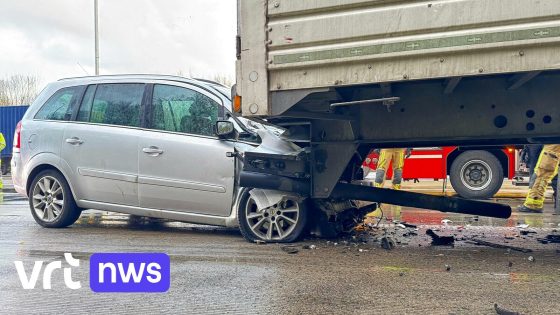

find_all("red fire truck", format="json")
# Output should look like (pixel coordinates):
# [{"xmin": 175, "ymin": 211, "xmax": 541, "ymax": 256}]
[{"xmin": 363, "ymin": 146, "xmax": 517, "ymax": 199}]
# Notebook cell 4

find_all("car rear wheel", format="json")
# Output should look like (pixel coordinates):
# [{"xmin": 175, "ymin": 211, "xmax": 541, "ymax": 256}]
[
  {"xmin": 29, "ymin": 170, "xmax": 81, "ymax": 228},
  {"xmin": 237, "ymin": 190, "xmax": 308, "ymax": 243},
  {"xmin": 450, "ymin": 151, "xmax": 503, "ymax": 199}
]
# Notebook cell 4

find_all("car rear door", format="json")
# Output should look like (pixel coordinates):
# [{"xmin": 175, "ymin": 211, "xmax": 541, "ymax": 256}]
[
  {"xmin": 137, "ymin": 82, "xmax": 235, "ymax": 216},
  {"xmin": 61, "ymin": 83, "xmax": 145, "ymax": 206}
]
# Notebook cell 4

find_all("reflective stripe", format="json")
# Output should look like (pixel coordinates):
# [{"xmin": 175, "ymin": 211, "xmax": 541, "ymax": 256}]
[{"xmin": 524, "ymin": 197, "xmax": 544, "ymax": 209}]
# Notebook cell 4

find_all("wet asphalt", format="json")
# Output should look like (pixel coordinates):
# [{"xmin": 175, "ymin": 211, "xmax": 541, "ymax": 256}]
[{"xmin": 1, "ymin": 185, "xmax": 560, "ymax": 314}]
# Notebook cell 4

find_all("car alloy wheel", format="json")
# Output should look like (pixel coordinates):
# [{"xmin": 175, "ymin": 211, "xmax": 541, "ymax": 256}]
[
  {"xmin": 245, "ymin": 197, "xmax": 301, "ymax": 241},
  {"xmin": 32, "ymin": 176, "xmax": 64, "ymax": 223}
]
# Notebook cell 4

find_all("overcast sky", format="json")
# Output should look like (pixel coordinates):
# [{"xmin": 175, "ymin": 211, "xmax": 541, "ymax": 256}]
[{"xmin": 0, "ymin": 0, "xmax": 237, "ymax": 87}]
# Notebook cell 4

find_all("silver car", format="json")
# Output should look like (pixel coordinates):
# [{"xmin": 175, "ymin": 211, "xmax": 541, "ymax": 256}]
[{"xmin": 11, "ymin": 75, "xmax": 309, "ymax": 243}]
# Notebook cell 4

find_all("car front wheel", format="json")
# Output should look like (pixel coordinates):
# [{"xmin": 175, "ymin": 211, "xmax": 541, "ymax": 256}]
[
  {"xmin": 237, "ymin": 190, "xmax": 308, "ymax": 243},
  {"xmin": 29, "ymin": 170, "xmax": 81, "ymax": 228}
]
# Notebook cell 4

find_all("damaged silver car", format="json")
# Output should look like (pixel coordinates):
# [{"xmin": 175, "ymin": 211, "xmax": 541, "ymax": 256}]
[{"xmin": 12, "ymin": 75, "xmax": 359, "ymax": 243}]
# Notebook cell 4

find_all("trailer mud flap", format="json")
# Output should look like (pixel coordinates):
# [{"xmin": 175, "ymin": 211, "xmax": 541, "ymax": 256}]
[{"xmin": 331, "ymin": 183, "xmax": 512, "ymax": 219}]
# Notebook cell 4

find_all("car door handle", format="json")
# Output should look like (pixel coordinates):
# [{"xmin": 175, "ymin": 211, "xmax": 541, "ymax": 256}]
[
  {"xmin": 143, "ymin": 146, "xmax": 164, "ymax": 156},
  {"xmin": 65, "ymin": 137, "xmax": 84, "ymax": 145}
]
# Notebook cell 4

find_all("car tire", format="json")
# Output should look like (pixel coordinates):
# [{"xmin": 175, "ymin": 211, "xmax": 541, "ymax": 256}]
[
  {"xmin": 450, "ymin": 150, "xmax": 503, "ymax": 199},
  {"xmin": 237, "ymin": 189, "xmax": 309, "ymax": 243},
  {"xmin": 29, "ymin": 170, "xmax": 81, "ymax": 228}
]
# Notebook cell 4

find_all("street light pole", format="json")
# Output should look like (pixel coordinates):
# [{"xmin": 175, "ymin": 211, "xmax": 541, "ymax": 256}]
[{"xmin": 94, "ymin": 0, "xmax": 99, "ymax": 75}]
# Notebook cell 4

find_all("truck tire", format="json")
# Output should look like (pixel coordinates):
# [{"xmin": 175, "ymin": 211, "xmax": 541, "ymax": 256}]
[
  {"xmin": 28, "ymin": 170, "xmax": 82, "ymax": 228},
  {"xmin": 450, "ymin": 151, "xmax": 503, "ymax": 199},
  {"xmin": 237, "ymin": 189, "xmax": 309, "ymax": 243}
]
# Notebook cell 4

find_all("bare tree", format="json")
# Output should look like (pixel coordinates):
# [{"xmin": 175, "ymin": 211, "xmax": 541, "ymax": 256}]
[
  {"xmin": 0, "ymin": 74, "xmax": 40, "ymax": 106},
  {"xmin": 212, "ymin": 74, "xmax": 233, "ymax": 87},
  {"xmin": 175, "ymin": 70, "xmax": 233, "ymax": 87}
]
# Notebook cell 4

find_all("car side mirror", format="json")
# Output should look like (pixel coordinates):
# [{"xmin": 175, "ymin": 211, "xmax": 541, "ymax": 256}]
[{"xmin": 215, "ymin": 121, "xmax": 235, "ymax": 138}]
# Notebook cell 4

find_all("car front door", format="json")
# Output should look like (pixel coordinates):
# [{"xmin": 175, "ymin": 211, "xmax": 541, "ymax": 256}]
[
  {"xmin": 61, "ymin": 83, "xmax": 145, "ymax": 206},
  {"xmin": 138, "ymin": 83, "xmax": 235, "ymax": 216}
]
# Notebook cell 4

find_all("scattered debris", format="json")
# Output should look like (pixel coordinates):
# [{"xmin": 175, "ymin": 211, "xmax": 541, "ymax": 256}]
[
  {"xmin": 255, "ymin": 240, "xmax": 266, "ymax": 245},
  {"xmin": 396, "ymin": 223, "xmax": 407, "ymax": 229},
  {"xmin": 515, "ymin": 224, "xmax": 529, "ymax": 229},
  {"xmin": 494, "ymin": 303, "xmax": 521, "ymax": 315},
  {"xmin": 358, "ymin": 248, "xmax": 368, "ymax": 253},
  {"xmin": 508, "ymin": 261, "xmax": 513, "ymax": 268},
  {"xmin": 520, "ymin": 230, "xmax": 536, "ymax": 236},
  {"xmin": 445, "ymin": 264, "xmax": 451, "ymax": 272},
  {"xmin": 402, "ymin": 231, "xmax": 418, "ymax": 237},
  {"xmin": 333, "ymin": 242, "xmax": 339, "ymax": 246},
  {"xmin": 281, "ymin": 246, "xmax": 299, "ymax": 254},
  {"xmin": 467, "ymin": 239, "xmax": 532, "ymax": 253},
  {"xmin": 537, "ymin": 234, "xmax": 560, "ymax": 244},
  {"xmin": 381, "ymin": 236, "xmax": 396, "ymax": 250},
  {"xmin": 303, "ymin": 244, "xmax": 317, "ymax": 250},
  {"xmin": 441, "ymin": 219, "xmax": 453, "ymax": 225},
  {"xmin": 426, "ymin": 229, "xmax": 455, "ymax": 246},
  {"xmin": 528, "ymin": 256, "xmax": 535, "ymax": 262},
  {"xmin": 399, "ymin": 272, "xmax": 405, "ymax": 277}
]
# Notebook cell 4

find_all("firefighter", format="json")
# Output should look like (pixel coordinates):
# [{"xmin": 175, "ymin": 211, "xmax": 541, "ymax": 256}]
[
  {"xmin": 518, "ymin": 144, "xmax": 560, "ymax": 213},
  {"xmin": 374, "ymin": 148, "xmax": 411, "ymax": 190},
  {"xmin": 521, "ymin": 144, "xmax": 557, "ymax": 198},
  {"xmin": 0, "ymin": 132, "xmax": 5, "ymax": 190}
]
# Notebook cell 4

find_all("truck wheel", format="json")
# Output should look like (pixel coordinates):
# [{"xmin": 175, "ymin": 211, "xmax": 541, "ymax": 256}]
[
  {"xmin": 450, "ymin": 151, "xmax": 503, "ymax": 199},
  {"xmin": 29, "ymin": 170, "xmax": 81, "ymax": 228},
  {"xmin": 237, "ymin": 190, "xmax": 308, "ymax": 243}
]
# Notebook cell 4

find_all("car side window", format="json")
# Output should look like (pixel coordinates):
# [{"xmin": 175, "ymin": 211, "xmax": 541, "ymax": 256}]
[
  {"xmin": 77, "ymin": 84, "xmax": 144, "ymax": 127},
  {"xmin": 35, "ymin": 86, "xmax": 82, "ymax": 121},
  {"xmin": 152, "ymin": 84, "xmax": 219, "ymax": 137}
]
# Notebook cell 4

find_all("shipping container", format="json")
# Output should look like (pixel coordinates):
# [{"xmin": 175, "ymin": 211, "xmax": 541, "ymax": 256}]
[{"xmin": 0, "ymin": 105, "xmax": 29, "ymax": 174}]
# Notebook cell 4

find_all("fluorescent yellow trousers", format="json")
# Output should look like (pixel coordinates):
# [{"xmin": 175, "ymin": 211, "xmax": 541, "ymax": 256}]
[
  {"xmin": 0, "ymin": 132, "xmax": 5, "ymax": 191},
  {"xmin": 374, "ymin": 148, "xmax": 405, "ymax": 190},
  {"xmin": 523, "ymin": 144, "xmax": 560, "ymax": 210}
]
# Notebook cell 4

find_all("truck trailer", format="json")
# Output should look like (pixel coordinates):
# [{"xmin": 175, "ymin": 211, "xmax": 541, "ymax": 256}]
[{"xmin": 229, "ymin": 0, "xmax": 560, "ymax": 240}]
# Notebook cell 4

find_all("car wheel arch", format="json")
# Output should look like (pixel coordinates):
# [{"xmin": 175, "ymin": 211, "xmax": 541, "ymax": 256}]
[{"xmin": 26, "ymin": 164, "xmax": 78, "ymax": 201}]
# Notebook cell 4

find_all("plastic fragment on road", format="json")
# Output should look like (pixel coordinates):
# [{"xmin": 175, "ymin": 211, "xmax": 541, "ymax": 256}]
[
  {"xmin": 515, "ymin": 224, "xmax": 529, "ymax": 229},
  {"xmin": 381, "ymin": 236, "xmax": 395, "ymax": 250},
  {"xmin": 467, "ymin": 239, "xmax": 532, "ymax": 253},
  {"xmin": 494, "ymin": 303, "xmax": 521, "ymax": 315},
  {"xmin": 426, "ymin": 229, "xmax": 455, "ymax": 246},
  {"xmin": 537, "ymin": 235, "xmax": 560, "ymax": 244},
  {"xmin": 441, "ymin": 219, "xmax": 453, "ymax": 225}
]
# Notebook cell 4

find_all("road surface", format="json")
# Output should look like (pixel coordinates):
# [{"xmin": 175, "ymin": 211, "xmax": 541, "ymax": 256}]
[{"xmin": 1, "ymin": 185, "xmax": 559, "ymax": 314}]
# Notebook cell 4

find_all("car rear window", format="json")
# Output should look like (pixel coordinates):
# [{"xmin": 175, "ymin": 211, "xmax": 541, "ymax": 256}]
[
  {"xmin": 35, "ymin": 86, "xmax": 82, "ymax": 121},
  {"xmin": 77, "ymin": 84, "xmax": 145, "ymax": 127}
]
